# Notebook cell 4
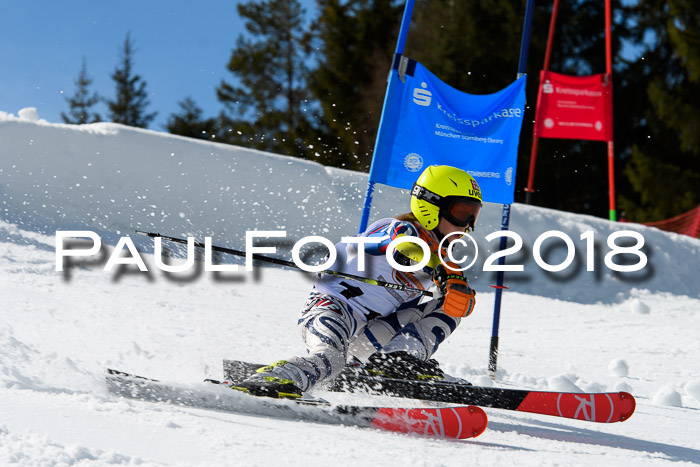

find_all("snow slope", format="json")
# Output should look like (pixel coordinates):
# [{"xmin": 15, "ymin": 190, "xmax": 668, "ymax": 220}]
[
  {"xmin": 2, "ymin": 109, "xmax": 699, "ymax": 303},
  {"xmin": 1, "ymin": 110, "xmax": 699, "ymax": 465}
]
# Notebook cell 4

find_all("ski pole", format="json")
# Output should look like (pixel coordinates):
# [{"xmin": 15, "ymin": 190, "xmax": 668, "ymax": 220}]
[{"xmin": 135, "ymin": 230, "xmax": 433, "ymax": 297}]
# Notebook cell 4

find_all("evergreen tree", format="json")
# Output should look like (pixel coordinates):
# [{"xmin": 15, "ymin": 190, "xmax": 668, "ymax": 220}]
[
  {"xmin": 166, "ymin": 97, "xmax": 218, "ymax": 141},
  {"xmin": 307, "ymin": 0, "xmax": 403, "ymax": 169},
  {"xmin": 61, "ymin": 57, "xmax": 101, "ymax": 124},
  {"xmin": 618, "ymin": 0, "xmax": 700, "ymax": 221},
  {"xmin": 209, "ymin": 0, "xmax": 695, "ymax": 220},
  {"xmin": 217, "ymin": 0, "xmax": 313, "ymax": 157},
  {"xmin": 107, "ymin": 32, "xmax": 157, "ymax": 128},
  {"xmin": 405, "ymin": 0, "xmax": 523, "ymax": 94}
]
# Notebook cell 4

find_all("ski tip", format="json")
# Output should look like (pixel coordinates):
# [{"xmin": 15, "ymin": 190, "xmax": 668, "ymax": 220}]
[
  {"xmin": 453, "ymin": 405, "xmax": 488, "ymax": 439},
  {"xmin": 618, "ymin": 392, "xmax": 636, "ymax": 422}
]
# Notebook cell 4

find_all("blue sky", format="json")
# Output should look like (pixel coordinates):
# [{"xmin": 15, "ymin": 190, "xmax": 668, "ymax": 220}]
[
  {"xmin": 1, "ymin": 2, "xmax": 645, "ymax": 132},
  {"xmin": 0, "ymin": 1, "xmax": 316, "ymax": 131}
]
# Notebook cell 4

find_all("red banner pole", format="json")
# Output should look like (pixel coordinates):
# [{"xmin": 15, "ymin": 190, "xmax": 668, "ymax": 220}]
[
  {"xmin": 543, "ymin": 0, "xmax": 560, "ymax": 71},
  {"xmin": 605, "ymin": 0, "xmax": 616, "ymax": 221},
  {"xmin": 524, "ymin": 135, "xmax": 540, "ymax": 204},
  {"xmin": 607, "ymin": 141, "xmax": 616, "ymax": 221},
  {"xmin": 605, "ymin": 0, "xmax": 613, "ymax": 75},
  {"xmin": 525, "ymin": 0, "xmax": 561, "ymax": 204}
]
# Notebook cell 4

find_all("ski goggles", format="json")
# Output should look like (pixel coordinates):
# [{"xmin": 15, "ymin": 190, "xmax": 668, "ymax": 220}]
[{"xmin": 441, "ymin": 197, "xmax": 482, "ymax": 231}]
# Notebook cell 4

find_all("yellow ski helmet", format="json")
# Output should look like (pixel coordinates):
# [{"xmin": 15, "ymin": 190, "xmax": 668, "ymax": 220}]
[{"xmin": 410, "ymin": 165, "xmax": 483, "ymax": 231}]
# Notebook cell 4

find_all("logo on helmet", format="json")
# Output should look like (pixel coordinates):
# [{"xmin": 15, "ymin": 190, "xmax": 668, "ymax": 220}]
[
  {"xmin": 467, "ymin": 177, "xmax": 482, "ymax": 199},
  {"xmin": 404, "ymin": 153, "xmax": 424, "ymax": 172}
]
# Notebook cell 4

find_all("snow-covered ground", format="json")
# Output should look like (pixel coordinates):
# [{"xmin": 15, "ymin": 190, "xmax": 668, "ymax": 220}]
[{"xmin": 1, "ymin": 110, "xmax": 699, "ymax": 465}]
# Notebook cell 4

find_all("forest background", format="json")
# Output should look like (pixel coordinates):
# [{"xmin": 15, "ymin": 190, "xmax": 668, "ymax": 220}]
[{"xmin": 58, "ymin": 0, "xmax": 700, "ymax": 223}]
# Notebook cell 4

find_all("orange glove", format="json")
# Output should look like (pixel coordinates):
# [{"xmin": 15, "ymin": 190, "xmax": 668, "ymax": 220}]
[{"xmin": 432, "ymin": 262, "xmax": 476, "ymax": 318}]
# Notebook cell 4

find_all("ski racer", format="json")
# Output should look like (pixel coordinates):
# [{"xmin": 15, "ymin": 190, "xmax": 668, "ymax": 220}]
[{"xmin": 233, "ymin": 165, "xmax": 483, "ymax": 399}]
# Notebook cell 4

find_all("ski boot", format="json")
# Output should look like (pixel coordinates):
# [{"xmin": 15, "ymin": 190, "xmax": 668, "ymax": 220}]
[
  {"xmin": 363, "ymin": 351, "xmax": 445, "ymax": 381},
  {"xmin": 230, "ymin": 361, "xmax": 303, "ymax": 400},
  {"xmin": 231, "ymin": 376, "xmax": 303, "ymax": 399}
]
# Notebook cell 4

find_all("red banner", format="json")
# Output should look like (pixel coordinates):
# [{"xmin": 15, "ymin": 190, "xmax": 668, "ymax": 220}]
[{"xmin": 534, "ymin": 71, "xmax": 613, "ymax": 142}]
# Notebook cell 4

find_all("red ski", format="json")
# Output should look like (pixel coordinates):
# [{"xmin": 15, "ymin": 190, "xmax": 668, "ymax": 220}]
[
  {"xmin": 334, "ymin": 377, "xmax": 636, "ymax": 423},
  {"xmin": 105, "ymin": 369, "xmax": 488, "ymax": 440},
  {"xmin": 224, "ymin": 359, "xmax": 637, "ymax": 423},
  {"xmin": 515, "ymin": 391, "xmax": 635, "ymax": 423}
]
